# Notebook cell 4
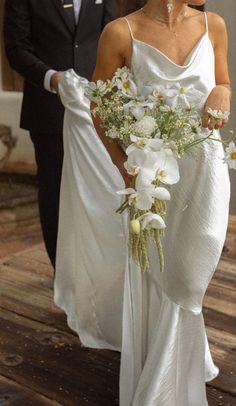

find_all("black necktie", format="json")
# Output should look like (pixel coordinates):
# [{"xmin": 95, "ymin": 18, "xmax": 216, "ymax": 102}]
[{"xmin": 62, "ymin": 0, "xmax": 76, "ymax": 30}]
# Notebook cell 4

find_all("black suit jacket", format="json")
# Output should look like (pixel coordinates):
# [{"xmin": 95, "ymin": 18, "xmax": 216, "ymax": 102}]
[{"xmin": 3, "ymin": 0, "xmax": 115, "ymax": 133}]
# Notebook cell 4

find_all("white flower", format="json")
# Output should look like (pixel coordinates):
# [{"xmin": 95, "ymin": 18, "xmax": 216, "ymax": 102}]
[
  {"xmin": 148, "ymin": 89, "xmax": 165, "ymax": 104},
  {"xmin": 116, "ymin": 78, "xmax": 138, "ymax": 98},
  {"xmin": 107, "ymin": 127, "xmax": 120, "ymax": 140},
  {"xmin": 159, "ymin": 105, "xmax": 172, "ymax": 113},
  {"xmin": 85, "ymin": 80, "xmax": 107, "ymax": 102},
  {"xmin": 151, "ymin": 186, "xmax": 171, "ymax": 200},
  {"xmin": 225, "ymin": 141, "xmax": 236, "ymax": 169},
  {"xmin": 117, "ymin": 185, "xmax": 170, "ymax": 211},
  {"xmin": 137, "ymin": 213, "xmax": 166, "ymax": 230},
  {"xmin": 125, "ymin": 149, "xmax": 151, "ymax": 176},
  {"xmin": 123, "ymin": 101, "xmax": 145, "ymax": 120},
  {"xmin": 125, "ymin": 149, "xmax": 179, "ymax": 187},
  {"xmin": 117, "ymin": 187, "xmax": 153, "ymax": 210},
  {"xmin": 134, "ymin": 116, "xmax": 157, "ymax": 138},
  {"xmin": 150, "ymin": 83, "xmax": 204, "ymax": 109},
  {"xmin": 169, "ymin": 84, "xmax": 203, "ymax": 109},
  {"xmin": 126, "ymin": 136, "xmax": 163, "ymax": 155},
  {"xmin": 207, "ymin": 108, "xmax": 230, "ymax": 120},
  {"xmin": 114, "ymin": 66, "xmax": 133, "ymax": 81}
]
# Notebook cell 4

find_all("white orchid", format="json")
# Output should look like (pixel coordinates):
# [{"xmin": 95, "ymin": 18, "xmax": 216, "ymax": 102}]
[
  {"xmin": 126, "ymin": 135, "xmax": 163, "ymax": 155},
  {"xmin": 126, "ymin": 149, "xmax": 180, "ymax": 188},
  {"xmin": 125, "ymin": 149, "xmax": 152, "ymax": 176},
  {"xmin": 137, "ymin": 213, "xmax": 166, "ymax": 230},
  {"xmin": 150, "ymin": 83, "xmax": 203, "ymax": 109},
  {"xmin": 125, "ymin": 148, "xmax": 180, "ymax": 188},
  {"xmin": 117, "ymin": 185, "xmax": 170, "ymax": 211},
  {"xmin": 207, "ymin": 108, "xmax": 230, "ymax": 120},
  {"xmin": 225, "ymin": 141, "xmax": 236, "ymax": 169},
  {"xmin": 117, "ymin": 187, "xmax": 153, "ymax": 210}
]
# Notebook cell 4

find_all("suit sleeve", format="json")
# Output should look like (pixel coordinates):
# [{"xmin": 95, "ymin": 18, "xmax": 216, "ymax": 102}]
[
  {"xmin": 3, "ymin": 0, "xmax": 51, "ymax": 88},
  {"xmin": 102, "ymin": 0, "xmax": 116, "ymax": 28}
]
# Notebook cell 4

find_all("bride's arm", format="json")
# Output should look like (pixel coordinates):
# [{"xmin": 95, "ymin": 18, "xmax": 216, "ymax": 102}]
[
  {"xmin": 91, "ymin": 19, "xmax": 132, "ymax": 186},
  {"xmin": 202, "ymin": 12, "xmax": 231, "ymax": 130}
]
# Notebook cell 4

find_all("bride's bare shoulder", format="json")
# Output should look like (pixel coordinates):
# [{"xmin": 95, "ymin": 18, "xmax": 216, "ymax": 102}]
[
  {"xmin": 100, "ymin": 17, "xmax": 131, "ymax": 45},
  {"xmin": 206, "ymin": 12, "xmax": 228, "ymax": 47},
  {"xmin": 206, "ymin": 11, "xmax": 227, "ymax": 30}
]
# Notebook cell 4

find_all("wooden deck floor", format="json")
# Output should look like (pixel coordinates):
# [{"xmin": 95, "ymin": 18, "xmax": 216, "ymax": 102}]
[{"xmin": 0, "ymin": 213, "xmax": 235, "ymax": 405}]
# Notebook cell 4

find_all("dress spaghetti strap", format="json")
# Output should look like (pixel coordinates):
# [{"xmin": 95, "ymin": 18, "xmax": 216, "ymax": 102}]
[
  {"xmin": 204, "ymin": 12, "xmax": 209, "ymax": 34},
  {"xmin": 124, "ymin": 17, "xmax": 134, "ymax": 39}
]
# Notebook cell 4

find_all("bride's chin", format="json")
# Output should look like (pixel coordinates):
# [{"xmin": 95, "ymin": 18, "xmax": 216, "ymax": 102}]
[{"xmin": 187, "ymin": 0, "xmax": 206, "ymax": 6}]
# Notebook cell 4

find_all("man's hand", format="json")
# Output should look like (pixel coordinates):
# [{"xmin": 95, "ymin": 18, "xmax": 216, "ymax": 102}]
[{"xmin": 50, "ymin": 71, "xmax": 63, "ymax": 95}]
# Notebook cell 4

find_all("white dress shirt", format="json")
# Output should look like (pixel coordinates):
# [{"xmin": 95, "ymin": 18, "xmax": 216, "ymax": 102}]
[{"xmin": 44, "ymin": 0, "xmax": 82, "ymax": 92}]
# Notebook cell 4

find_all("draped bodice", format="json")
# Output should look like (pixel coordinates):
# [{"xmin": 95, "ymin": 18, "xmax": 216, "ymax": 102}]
[{"xmin": 125, "ymin": 13, "xmax": 215, "ymax": 110}]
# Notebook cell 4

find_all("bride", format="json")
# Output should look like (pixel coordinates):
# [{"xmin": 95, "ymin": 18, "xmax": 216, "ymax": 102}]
[{"xmin": 54, "ymin": 1, "xmax": 231, "ymax": 405}]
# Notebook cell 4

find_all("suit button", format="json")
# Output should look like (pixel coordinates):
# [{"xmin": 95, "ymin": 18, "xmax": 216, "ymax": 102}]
[{"xmin": 74, "ymin": 42, "xmax": 79, "ymax": 48}]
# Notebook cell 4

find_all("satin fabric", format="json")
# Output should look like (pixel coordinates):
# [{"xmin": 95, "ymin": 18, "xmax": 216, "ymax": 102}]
[{"xmin": 55, "ymin": 13, "xmax": 230, "ymax": 405}]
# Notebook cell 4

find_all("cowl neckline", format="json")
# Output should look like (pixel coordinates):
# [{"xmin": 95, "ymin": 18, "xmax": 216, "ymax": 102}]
[{"xmin": 132, "ymin": 32, "xmax": 209, "ymax": 69}]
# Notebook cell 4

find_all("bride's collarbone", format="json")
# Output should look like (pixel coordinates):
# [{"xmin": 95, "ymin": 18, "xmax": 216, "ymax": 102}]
[
  {"xmin": 130, "ymin": 30, "xmax": 206, "ymax": 66},
  {"xmin": 126, "ymin": 12, "xmax": 207, "ymax": 65}
]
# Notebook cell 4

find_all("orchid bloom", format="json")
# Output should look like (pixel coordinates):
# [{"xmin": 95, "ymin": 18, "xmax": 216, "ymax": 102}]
[
  {"xmin": 137, "ymin": 213, "xmax": 166, "ymax": 230},
  {"xmin": 125, "ymin": 149, "xmax": 180, "ymax": 188},
  {"xmin": 126, "ymin": 135, "xmax": 163, "ymax": 155},
  {"xmin": 117, "ymin": 185, "xmax": 170, "ymax": 211}
]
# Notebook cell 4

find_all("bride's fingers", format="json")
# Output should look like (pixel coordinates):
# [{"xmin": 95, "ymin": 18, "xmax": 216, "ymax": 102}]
[
  {"xmin": 202, "ymin": 111, "xmax": 210, "ymax": 128},
  {"xmin": 222, "ymin": 118, "xmax": 229, "ymax": 127},
  {"xmin": 214, "ymin": 119, "xmax": 222, "ymax": 129},
  {"xmin": 208, "ymin": 117, "xmax": 216, "ymax": 130}
]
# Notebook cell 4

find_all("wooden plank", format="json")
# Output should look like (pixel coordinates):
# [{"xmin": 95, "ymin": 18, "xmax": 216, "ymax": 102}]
[
  {"xmin": 207, "ymin": 386, "xmax": 236, "ymax": 406},
  {"xmin": 0, "ymin": 261, "xmax": 69, "ymax": 334},
  {"xmin": 0, "ymin": 375, "xmax": 62, "ymax": 405},
  {"xmin": 222, "ymin": 232, "xmax": 236, "ymax": 261},
  {"xmin": 222, "ymin": 215, "xmax": 236, "ymax": 261},
  {"xmin": 203, "ymin": 307, "xmax": 236, "ymax": 336},
  {"xmin": 203, "ymin": 284, "xmax": 236, "ymax": 318},
  {"xmin": 2, "ymin": 249, "xmax": 52, "ymax": 276},
  {"xmin": 206, "ymin": 326, "xmax": 236, "ymax": 352},
  {"xmin": 227, "ymin": 215, "xmax": 236, "ymax": 234},
  {"xmin": 211, "ymin": 258, "xmax": 236, "ymax": 291},
  {"xmin": 0, "ymin": 215, "xmax": 235, "ymax": 404},
  {"xmin": 0, "ymin": 308, "xmax": 234, "ymax": 405},
  {"xmin": 208, "ymin": 344, "xmax": 236, "ymax": 396},
  {"xmin": 0, "ymin": 308, "xmax": 120, "ymax": 406}
]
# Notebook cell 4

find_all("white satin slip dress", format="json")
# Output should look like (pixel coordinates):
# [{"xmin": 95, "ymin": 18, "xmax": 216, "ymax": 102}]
[{"xmin": 54, "ymin": 12, "xmax": 230, "ymax": 406}]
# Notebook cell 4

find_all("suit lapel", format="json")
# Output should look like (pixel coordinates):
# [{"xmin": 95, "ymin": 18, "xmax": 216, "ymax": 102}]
[{"xmin": 51, "ymin": 0, "xmax": 75, "ymax": 35}]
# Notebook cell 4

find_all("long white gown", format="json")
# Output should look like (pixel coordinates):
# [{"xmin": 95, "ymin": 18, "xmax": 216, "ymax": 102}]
[{"xmin": 54, "ymin": 13, "xmax": 230, "ymax": 406}]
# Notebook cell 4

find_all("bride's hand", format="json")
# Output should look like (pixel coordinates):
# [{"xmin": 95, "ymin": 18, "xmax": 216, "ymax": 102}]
[{"xmin": 202, "ymin": 85, "xmax": 231, "ymax": 130}]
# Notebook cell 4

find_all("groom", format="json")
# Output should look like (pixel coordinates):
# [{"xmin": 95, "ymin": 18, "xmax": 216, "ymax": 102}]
[{"xmin": 3, "ymin": 0, "xmax": 116, "ymax": 270}]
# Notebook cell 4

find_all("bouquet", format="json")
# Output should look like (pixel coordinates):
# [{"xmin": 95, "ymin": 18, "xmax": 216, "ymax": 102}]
[{"xmin": 85, "ymin": 67, "xmax": 235, "ymax": 272}]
